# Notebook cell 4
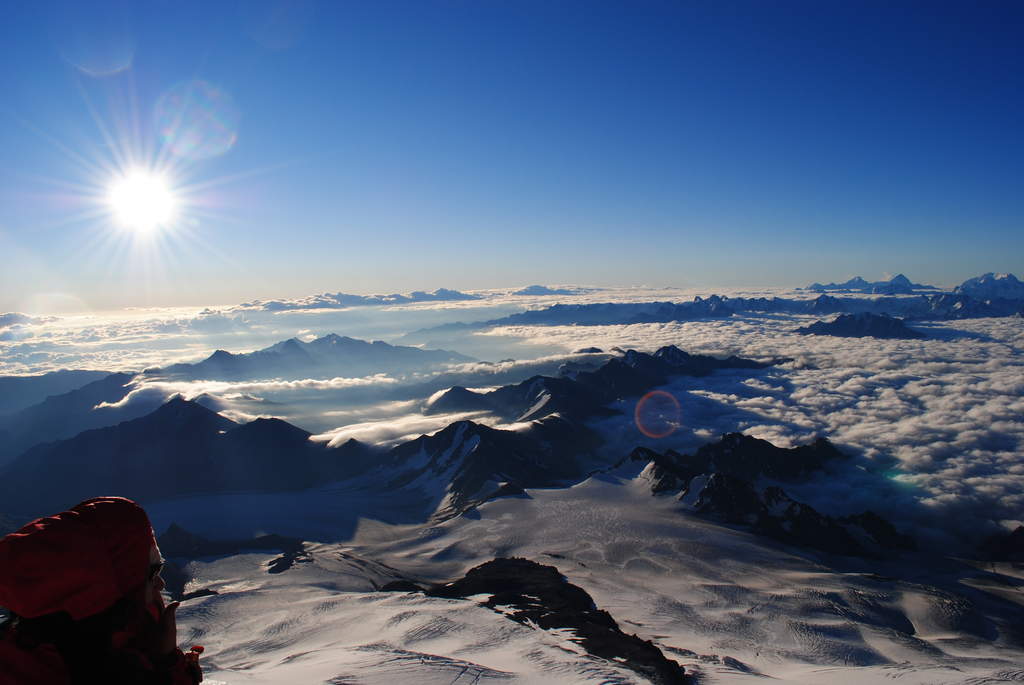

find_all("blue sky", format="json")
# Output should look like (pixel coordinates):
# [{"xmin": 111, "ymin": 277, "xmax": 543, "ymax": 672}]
[{"xmin": 1, "ymin": 0, "xmax": 1021, "ymax": 311}]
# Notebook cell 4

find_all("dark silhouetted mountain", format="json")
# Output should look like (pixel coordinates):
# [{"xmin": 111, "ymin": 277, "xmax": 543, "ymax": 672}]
[
  {"xmin": 0, "ymin": 369, "xmax": 110, "ymax": 416},
  {"xmin": 0, "ymin": 372, "xmax": 152, "ymax": 467},
  {"xmin": 574, "ymin": 346, "xmax": 603, "ymax": 353},
  {"xmin": 423, "ymin": 386, "xmax": 494, "ymax": 415},
  {"xmin": 383, "ymin": 418, "xmax": 598, "ymax": 519},
  {"xmin": 0, "ymin": 397, "xmax": 374, "ymax": 515},
  {"xmin": 637, "ymin": 432, "xmax": 845, "ymax": 483},
  {"xmin": 0, "ymin": 390, "xmax": 599, "ymax": 521},
  {"xmin": 242, "ymin": 287, "xmax": 481, "ymax": 311},
  {"xmin": 979, "ymin": 526, "xmax": 1024, "ymax": 562},
  {"xmin": 954, "ymin": 272, "xmax": 1024, "ymax": 300},
  {"xmin": 149, "ymin": 333, "xmax": 474, "ymax": 381},
  {"xmin": 630, "ymin": 436, "xmax": 913, "ymax": 557},
  {"xmin": 804, "ymin": 274, "xmax": 936, "ymax": 294},
  {"xmin": 511, "ymin": 285, "xmax": 582, "ymax": 296},
  {"xmin": 425, "ymin": 346, "xmax": 776, "ymax": 425},
  {"xmin": 691, "ymin": 475, "xmax": 911, "ymax": 556},
  {"xmin": 796, "ymin": 313, "xmax": 926, "ymax": 339},
  {"xmin": 424, "ymin": 558, "xmax": 687, "ymax": 684}
]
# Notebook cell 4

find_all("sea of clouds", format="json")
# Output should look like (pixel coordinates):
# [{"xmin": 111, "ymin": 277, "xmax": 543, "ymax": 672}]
[{"xmin": 483, "ymin": 315, "xmax": 1024, "ymax": 546}]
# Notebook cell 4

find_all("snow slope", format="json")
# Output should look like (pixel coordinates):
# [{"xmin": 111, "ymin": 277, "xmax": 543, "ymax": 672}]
[{"xmin": 170, "ymin": 471, "xmax": 1024, "ymax": 684}]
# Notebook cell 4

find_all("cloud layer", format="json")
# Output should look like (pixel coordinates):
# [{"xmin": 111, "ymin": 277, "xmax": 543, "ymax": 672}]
[{"xmin": 488, "ymin": 315, "xmax": 1024, "ymax": 546}]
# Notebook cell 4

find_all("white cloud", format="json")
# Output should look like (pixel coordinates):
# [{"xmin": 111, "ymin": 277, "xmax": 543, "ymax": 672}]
[
  {"xmin": 315, "ymin": 411, "xmax": 490, "ymax": 447},
  {"xmin": 496, "ymin": 315, "xmax": 1023, "ymax": 548}
]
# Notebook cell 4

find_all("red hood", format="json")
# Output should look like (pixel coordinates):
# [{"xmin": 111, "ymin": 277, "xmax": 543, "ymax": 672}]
[{"xmin": 0, "ymin": 497, "xmax": 156, "ymax": 620}]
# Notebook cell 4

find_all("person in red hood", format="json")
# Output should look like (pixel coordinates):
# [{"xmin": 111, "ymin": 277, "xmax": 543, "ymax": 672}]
[{"xmin": 0, "ymin": 497, "xmax": 202, "ymax": 684}]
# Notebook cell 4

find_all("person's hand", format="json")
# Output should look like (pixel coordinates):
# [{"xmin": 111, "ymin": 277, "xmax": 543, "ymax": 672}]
[{"xmin": 156, "ymin": 601, "xmax": 180, "ymax": 657}]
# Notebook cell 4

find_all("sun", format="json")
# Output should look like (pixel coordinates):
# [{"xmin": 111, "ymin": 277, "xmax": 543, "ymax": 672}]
[{"xmin": 106, "ymin": 169, "xmax": 178, "ymax": 233}]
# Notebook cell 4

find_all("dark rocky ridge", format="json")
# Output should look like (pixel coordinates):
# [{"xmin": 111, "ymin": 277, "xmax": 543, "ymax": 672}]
[
  {"xmin": 979, "ymin": 526, "xmax": 1024, "ymax": 562},
  {"xmin": 420, "ymin": 558, "xmax": 688, "ymax": 684},
  {"xmin": 796, "ymin": 312, "xmax": 926, "ymax": 339},
  {"xmin": 425, "ymin": 345, "xmax": 778, "ymax": 424},
  {"xmin": 631, "ymin": 432, "xmax": 845, "ymax": 483},
  {"xmin": 382, "ymin": 417, "xmax": 598, "ymax": 520},
  {"xmin": 629, "ymin": 438, "xmax": 915, "ymax": 557}
]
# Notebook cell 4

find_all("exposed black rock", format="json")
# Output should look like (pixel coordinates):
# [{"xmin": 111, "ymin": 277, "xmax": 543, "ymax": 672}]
[
  {"xmin": 573, "ymin": 346, "xmax": 603, "ymax": 353},
  {"xmin": 631, "ymin": 437, "xmax": 913, "ymax": 557},
  {"xmin": 691, "ymin": 476, "xmax": 913, "ymax": 557},
  {"xmin": 634, "ymin": 432, "xmax": 845, "ymax": 484},
  {"xmin": 427, "ymin": 558, "xmax": 688, "ymax": 684},
  {"xmin": 838, "ymin": 511, "xmax": 916, "ymax": 551},
  {"xmin": 796, "ymin": 312, "xmax": 926, "ymax": 339},
  {"xmin": 979, "ymin": 526, "xmax": 1024, "ymax": 562}
]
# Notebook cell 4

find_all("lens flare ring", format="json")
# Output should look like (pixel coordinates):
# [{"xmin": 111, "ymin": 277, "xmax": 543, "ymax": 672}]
[{"xmin": 634, "ymin": 390, "xmax": 682, "ymax": 439}]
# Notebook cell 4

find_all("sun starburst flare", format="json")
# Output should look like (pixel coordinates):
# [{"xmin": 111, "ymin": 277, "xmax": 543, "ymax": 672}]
[{"xmin": 106, "ymin": 169, "xmax": 178, "ymax": 234}]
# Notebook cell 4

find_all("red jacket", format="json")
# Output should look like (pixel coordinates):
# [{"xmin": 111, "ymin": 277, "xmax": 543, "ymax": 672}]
[{"xmin": 0, "ymin": 627, "xmax": 202, "ymax": 684}]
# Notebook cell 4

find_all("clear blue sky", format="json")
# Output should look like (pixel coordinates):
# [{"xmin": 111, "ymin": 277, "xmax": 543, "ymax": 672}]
[{"xmin": 1, "ymin": 0, "xmax": 1021, "ymax": 311}]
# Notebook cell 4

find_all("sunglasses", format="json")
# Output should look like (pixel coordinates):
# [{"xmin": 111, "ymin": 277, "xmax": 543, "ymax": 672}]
[{"xmin": 148, "ymin": 560, "xmax": 166, "ymax": 581}]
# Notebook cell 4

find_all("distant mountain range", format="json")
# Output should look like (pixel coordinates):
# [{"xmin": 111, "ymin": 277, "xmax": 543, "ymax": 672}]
[
  {"xmin": 408, "ymin": 277, "xmax": 1024, "ymax": 338},
  {"xmin": 802, "ymin": 274, "xmax": 937, "ymax": 294},
  {"xmin": 796, "ymin": 312, "xmax": 926, "ymax": 339},
  {"xmin": 239, "ymin": 287, "xmax": 480, "ymax": 311},
  {"xmin": 148, "ymin": 333, "xmax": 474, "ymax": 381},
  {"xmin": 511, "ymin": 285, "xmax": 585, "ymax": 296}
]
